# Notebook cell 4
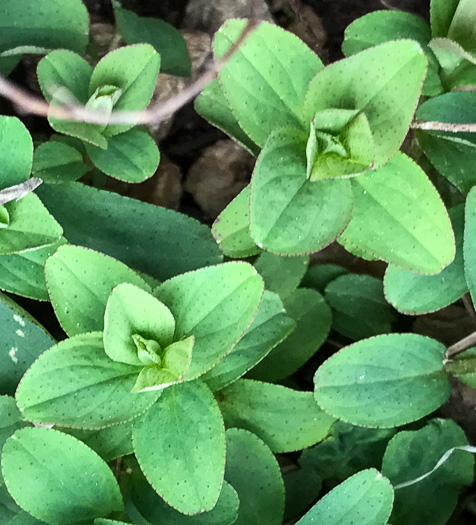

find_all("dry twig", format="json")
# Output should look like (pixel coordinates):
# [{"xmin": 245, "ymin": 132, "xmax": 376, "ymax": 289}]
[{"xmin": 0, "ymin": 18, "xmax": 258, "ymax": 127}]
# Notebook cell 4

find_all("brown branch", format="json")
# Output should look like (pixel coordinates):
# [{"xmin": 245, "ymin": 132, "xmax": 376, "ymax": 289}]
[
  {"xmin": 446, "ymin": 330, "xmax": 476, "ymax": 360},
  {"xmin": 0, "ymin": 18, "xmax": 259, "ymax": 127}
]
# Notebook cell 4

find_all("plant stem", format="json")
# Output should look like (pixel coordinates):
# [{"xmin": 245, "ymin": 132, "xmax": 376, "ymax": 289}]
[{"xmin": 446, "ymin": 330, "xmax": 476, "ymax": 359}]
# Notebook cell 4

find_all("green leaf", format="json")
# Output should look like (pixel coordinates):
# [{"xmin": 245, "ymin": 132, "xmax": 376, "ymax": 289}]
[
  {"xmin": 16, "ymin": 332, "xmax": 159, "ymax": 429},
  {"xmin": 125, "ymin": 458, "xmax": 239, "ymax": 525},
  {"xmin": 445, "ymin": 347, "xmax": 476, "ymax": 387},
  {"xmin": 416, "ymin": 92, "xmax": 476, "ymax": 195},
  {"xmin": 248, "ymin": 288, "xmax": 331, "ymax": 382},
  {"xmin": 431, "ymin": 0, "xmax": 460, "ymax": 38},
  {"xmin": 1, "ymin": 428, "xmax": 123, "ymax": 524},
  {"xmin": 90, "ymin": 44, "xmax": 160, "ymax": 138},
  {"xmin": 36, "ymin": 51, "xmax": 107, "ymax": 149},
  {"xmin": 212, "ymin": 186, "xmax": 261, "ymax": 259},
  {"xmin": 104, "ymin": 283, "xmax": 175, "ymax": 366},
  {"xmin": 314, "ymin": 333, "xmax": 451, "ymax": 427},
  {"xmin": 304, "ymin": 40, "xmax": 427, "ymax": 168},
  {"xmin": 325, "ymin": 274, "xmax": 397, "ymax": 340},
  {"xmin": 0, "ymin": 55, "xmax": 20, "ymax": 76},
  {"xmin": 37, "ymin": 182, "xmax": 223, "ymax": 281},
  {"xmin": 202, "ymin": 291, "xmax": 295, "ymax": 392},
  {"xmin": 218, "ymin": 380, "xmax": 335, "ymax": 453},
  {"xmin": 464, "ymin": 187, "xmax": 476, "ymax": 308},
  {"xmin": 0, "ymin": 293, "xmax": 55, "ymax": 396},
  {"xmin": 155, "ymin": 262, "xmax": 264, "ymax": 380},
  {"xmin": 0, "ymin": 397, "xmax": 28, "ymax": 453},
  {"xmin": 445, "ymin": 0, "xmax": 476, "ymax": 53},
  {"xmin": 0, "ymin": 194, "xmax": 62, "ymax": 255},
  {"xmin": 382, "ymin": 419, "xmax": 474, "ymax": 525},
  {"xmin": 214, "ymin": 19, "xmax": 323, "ymax": 147},
  {"xmin": 195, "ymin": 80, "xmax": 260, "ymax": 156},
  {"xmin": 0, "ymin": 0, "xmax": 89, "ymax": 55},
  {"xmin": 86, "ymin": 128, "xmax": 160, "ymax": 183},
  {"xmin": 283, "ymin": 467, "xmax": 322, "ymax": 524},
  {"xmin": 113, "ymin": 1, "xmax": 191, "ymax": 76},
  {"xmin": 0, "ymin": 117, "xmax": 33, "ymax": 191},
  {"xmin": 64, "ymin": 419, "xmax": 135, "ymax": 462},
  {"xmin": 338, "ymin": 153, "xmax": 455, "ymax": 275},
  {"xmin": 301, "ymin": 263, "xmax": 349, "ymax": 293},
  {"xmin": 224, "ymin": 428, "xmax": 284, "ymax": 525},
  {"xmin": 384, "ymin": 205, "xmax": 467, "ymax": 314},
  {"xmin": 132, "ymin": 336, "xmax": 194, "ymax": 393},
  {"xmin": 307, "ymin": 110, "xmax": 375, "ymax": 180},
  {"xmin": 133, "ymin": 381, "xmax": 225, "ymax": 515},
  {"xmin": 296, "ymin": 469, "xmax": 394, "ymax": 525},
  {"xmin": 255, "ymin": 252, "xmax": 309, "ymax": 299},
  {"xmin": 249, "ymin": 129, "xmax": 353, "ymax": 255},
  {"xmin": 32, "ymin": 141, "xmax": 89, "ymax": 184},
  {"xmin": 342, "ymin": 10, "xmax": 441, "ymax": 97},
  {"xmin": 300, "ymin": 421, "xmax": 396, "ymax": 488},
  {"xmin": 45, "ymin": 245, "xmax": 150, "ymax": 336},
  {"xmin": 0, "ymin": 478, "xmax": 21, "ymax": 523},
  {"xmin": 0, "ymin": 238, "xmax": 67, "ymax": 301}
]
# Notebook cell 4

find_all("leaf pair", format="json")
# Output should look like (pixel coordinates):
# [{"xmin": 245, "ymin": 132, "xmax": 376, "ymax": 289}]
[{"xmin": 37, "ymin": 45, "xmax": 160, "ymax": 182}]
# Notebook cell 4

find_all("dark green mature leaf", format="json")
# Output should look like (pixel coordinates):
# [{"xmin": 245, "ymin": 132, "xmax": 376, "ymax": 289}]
[
  {"xmin": 155, "ymin": 262, "xmax": 264, "ymax": 380},
  {"xmin": 382, "ymin": 419, "xmax": 474, "ymax": 525},
  {"xmin": 8, "ymin": 512, "xmax": 45, "ymax": 524},
  {"xmin": 431, "ymin": 0, "xmax": 460, "ymax": 38},
  {"xmin": 0, "ymin": 0, "xmax": 89, "ymax": 55},
  {"xmin": 339, "ymin": 153, "xmax": 455, "ymax": 275},
  {"xmin": 304, "ymin": 40, "xmax": 427, "ymax": 168},
  {"xmin": 0, "ymin": 194, "xmax": 63, "ymax": 255},
  {"xmin": 314, "ymin": 334, "xmax": 450, "ymax": 427},
  {"xmin": 212, "ymin": 186, "xmax": 261, "ymax": 259},
  {"xmin": 0, "ymin": 56, "xmax": 19, "ymax": 76},
  {"xmin": 202, "ymin": 291, "xmax": 295, "ymax": 391},
  {"xmin": 225, "ymin": 428, "xmax": 284, "ymax": 525},
  {"xmin": 300, "ymin": 421, "xmax": 396, "ymax": 488},
  {"xmin": 37, "ymin": 182, "xmax": 223, "ymax": 281},
  {"xmin": 32, "ymin": 141, "xmax": 89, "ymax": 184},
  {"xmin": 0, "ymin": 477, "xmax": 21, "ymax": 523},
  {"xmin": 249, "ymin": 288, "xmax": 331, "ymax": 382},
  {"xmin": 443, "ymin": 0, "xmax": 476, "ymax": 53},
  {"xmin": 1, "ymin": 428, "xmax": 123, "ymax": 524},
  {"xmin": 342, "ymin": 10, "xmax": 442, "ymax": 96},
  {"xmin": 133, "ymin": 381, "xmax": 225, "ymax": 515},
  {"xmin": 0, "ymin": 117, "xmax": 33, "ymax": 191},
  {"xmin": 0, "ymin": 293, "xmax": 55, "ymax": 395},
  {"xmin": 0, "ymin": 238, "xmax": 66, "ymax": 301},
  {"xmin": 218, "ymin": 380, "xmax": 335, "ymax": 453},
  {"xmin": 384, "ymin": 205, "xmax": 467, "ymax": 314},
  {"xmin": 445, "ymin": 347, "xmax": 476, "ymax": 388},
  {"xmin": 113, "ymin": 0, "xmax": 191, "ymax": 76},
  {"xmin": 0, "ymin": 397, "xmax": 27, "ymax": 454},
  {"xmin": 301, "ymin": 264, "xmax": 349, "ymax": 293},
  {"xmin": 16, "ymin": 332, "xmax": 159, "ymax": 429},
  {"xmin": 90, "ymin": 44, "xmax": 160, "ymax": 138},
  {"xmin": 125, "ymin": 458, "xmax": 239, "ymax": 525},
  {"xmin": 214, "ymin": 19, "xmax": 323, "ymax": 147},
  {"xmin": 464, "ymin": 187, "xmax": 476, "ymax": 307},
  {"xmin": 45, "ymin": 245, "xmax": 149, "ymax": 336},
  {"xmin": 195, "ymin": 80, "xmax": 260, "ymax": 156},
  {"xmin": 283, "ymin": 467, "xmax": 321, "ymax": 523},
  {"xmin": 296, "ymin": 469, "xmax": 394, "ymax": 525},
  {"xmin": 86, "ymin": 129, "xmax": 160, "ymax": 183},
  {"xmin": 254, "ymin": 252, "xmax": 309, "ymax": 299},
  {"xmin": 325, "ymin": 274, "xmax": 397, "ymax": 340},
  {"xmin": 249, "ymin": 129, "xmax": 353, "ymax": 256},
  {"xmin": 416, "ymin": 92, "xmax": 476, "ymax": 195},
  {"xmin": 64, "ymin": 419, "xmax": 135, "ymax": 462}
]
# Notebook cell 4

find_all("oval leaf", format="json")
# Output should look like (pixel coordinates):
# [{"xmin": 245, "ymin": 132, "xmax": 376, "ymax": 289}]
[
  {"xmin": 133, "ymin": 381, "xmax": 225, "ymax": 515},
  {"xmin": 296, "ymin": 469, "xmax": 394, "ymax": 525},
  {"xmin": 1, "ymin": 428, "xmax": 123, "ymax": 524},
  {"xmin": 314, "ymin": 333, "xmax": 451, "ymax": 427}
]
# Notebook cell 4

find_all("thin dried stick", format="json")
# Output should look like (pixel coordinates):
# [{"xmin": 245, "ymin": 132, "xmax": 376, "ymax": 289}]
[
  {"xmin": 446, "ymin": 330, "xmax": 476, "ymax": 359},
  {"xmin": 411, "ymin": 120, "xmax": 476, "ymax": 133},
  {"xmin": 0, "ymin": 18, "xmax": 258, "ymax": 127}
]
